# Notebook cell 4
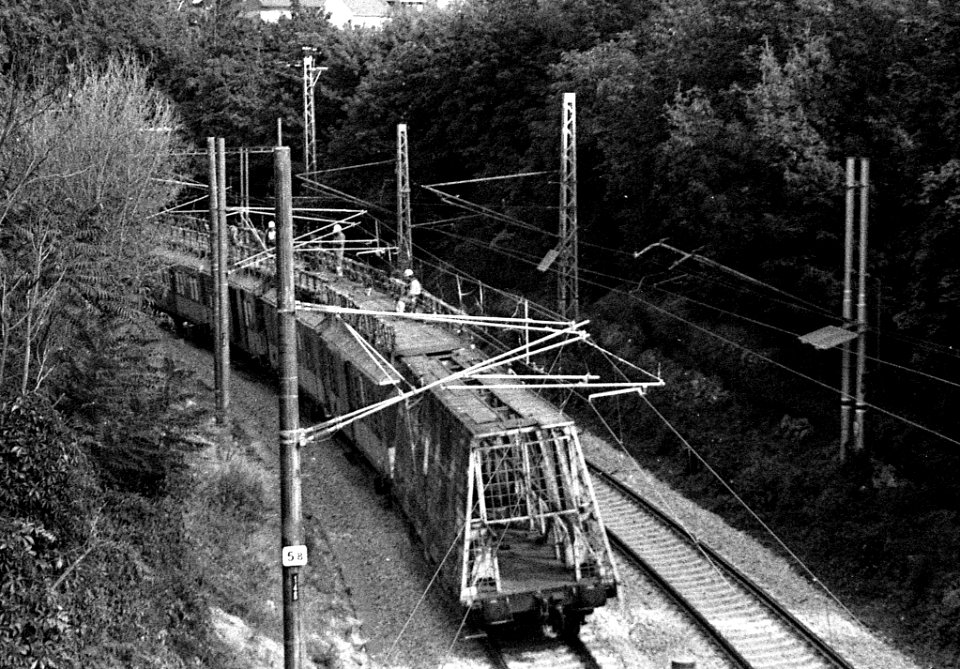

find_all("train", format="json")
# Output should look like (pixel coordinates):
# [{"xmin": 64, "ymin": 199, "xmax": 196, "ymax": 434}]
[{"xmin": 157, "ymin": 226, "xmax": 618, "ymax": 636}]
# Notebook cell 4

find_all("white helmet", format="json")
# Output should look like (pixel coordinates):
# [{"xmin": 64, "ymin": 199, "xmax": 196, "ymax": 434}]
[
  {"xmin": 403, "ymin": 268, "xmax": 414, "ymax": 277},
  {"xmin": 267, "ymin": 220, "xmax": 276, "ymax": 229},
  {"xmin": 332, "ymin": 224, "xmax": 342, "ymax": 233}
]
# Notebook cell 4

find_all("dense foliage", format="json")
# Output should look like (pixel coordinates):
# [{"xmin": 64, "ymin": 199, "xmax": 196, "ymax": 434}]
[{"xmin": 0, "ymin": 390, "xmax": 211, "ymax": 669}]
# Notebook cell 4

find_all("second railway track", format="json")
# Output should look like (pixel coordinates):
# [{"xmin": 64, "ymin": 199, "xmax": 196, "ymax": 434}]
[{"xmin": 588, "ymin": 463, "xmax": 856, "ymax": 669}]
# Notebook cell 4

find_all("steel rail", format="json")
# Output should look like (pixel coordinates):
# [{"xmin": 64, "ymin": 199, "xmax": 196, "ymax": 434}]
[
  {"xmin": 589, "ymin": 462, "xmax": 857, "ymax": 669},
  {"xmin": 604, "ymin": 525, "xmax": 752, "ymax": 668}
]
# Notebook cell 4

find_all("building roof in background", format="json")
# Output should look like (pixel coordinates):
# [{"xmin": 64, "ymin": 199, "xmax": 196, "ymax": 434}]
[{"xmin": 342, "ymin": 0, "xmax": 389, "ymax": 16}]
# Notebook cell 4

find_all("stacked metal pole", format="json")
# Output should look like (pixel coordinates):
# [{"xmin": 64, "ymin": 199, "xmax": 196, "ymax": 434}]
[
  {"xmin": 854, "ymin": 158, "xmax": 870, "ymax": 455},
  {"xmin": 841, "ymin": 157, "xmax": 869, "ymax": 460},
  {"xmin": 841, "ymin": 159, "xmax": 855, "ymax": 460}
]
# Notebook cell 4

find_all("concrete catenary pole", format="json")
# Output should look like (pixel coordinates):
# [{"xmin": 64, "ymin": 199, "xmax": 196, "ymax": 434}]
[
  {"xmin": 274, "ymin": 146, "xmax": 304, "ymax": 669},
  {"xmin": 854, "ymin": 158, "xmax": 870, "ymax": 455},
  {"xmin": 215, "ymin": 138, "xmax": 231, "ymax": 423},
  {"xmin": 207, "ymin": 138, "xmax": 225, "ymax": 423},
  {"xmin": 841, "ymin": 157, "xmax": 855, "ymax": 461}
]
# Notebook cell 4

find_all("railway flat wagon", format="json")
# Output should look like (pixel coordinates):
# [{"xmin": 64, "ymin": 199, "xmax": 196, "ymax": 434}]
[
  {"xmin": 394, "ymin": 348, "xmax": 617, "ymax": 633},
  {"xmin": 157, "ymin": 227, "xmax": 618, "ymax": 635}
]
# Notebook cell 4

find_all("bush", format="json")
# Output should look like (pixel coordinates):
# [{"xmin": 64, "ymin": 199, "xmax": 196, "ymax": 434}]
[
  {"xmin": 0, "ymin": 395, "xmax": 97, "ymax": 668},
  {"xmin": 203, "ymin": 454, "xmax": 269, "ymax": 523},
  {"xmin": 69, "ymin": 490, "xmax": 215, "ymax": 669}
]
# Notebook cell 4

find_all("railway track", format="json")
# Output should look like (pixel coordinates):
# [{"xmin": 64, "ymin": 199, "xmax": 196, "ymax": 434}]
[
  {"xmin": 589, "ymin": 463, "xmax": 856, "ymax": 669},
  {"xmin": 480, "ymin": 633, "xmax": 603, "ymax": 669}
]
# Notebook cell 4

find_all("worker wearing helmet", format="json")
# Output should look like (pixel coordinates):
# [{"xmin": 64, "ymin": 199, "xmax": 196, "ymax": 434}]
[
  {"xmin": 266, "ymin": 220, "xmax": 276, "ymax": 247},
  {"xmin": 331, "ymin": 223, "xmax": 346, "ymax": 276},
  {"xmin": 398, "ymin": 268, "xmax": 422, "ymax": 312}
]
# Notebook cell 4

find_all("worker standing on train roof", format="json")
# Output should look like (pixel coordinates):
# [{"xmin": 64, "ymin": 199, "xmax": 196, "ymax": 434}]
[
  {"xmin": 332, "ymin": 223, "xmax": 346, "ymax": 276},
  {"xmin": 266, "ymin": 220, "xmax": 276, "ymax": 247},
  {"xmin": 405, "ymin": 268, "xmax": 422, "ymax": 311}
]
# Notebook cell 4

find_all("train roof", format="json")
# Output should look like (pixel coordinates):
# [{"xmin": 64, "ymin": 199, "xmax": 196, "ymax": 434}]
[
  {"xmin": 159, "ymin": 231, "xmax": 576, "ymax": 436},
  {"xmin": 403, "ymin": 349, "xmax": 574, "ymax": 437},
  {"xmin": 306, "ymin": 271, "xmax": 463, "ymax": 357},
  {"xmin": 299, "ymin": 261, "xmax": 576, "ymax": 435}
]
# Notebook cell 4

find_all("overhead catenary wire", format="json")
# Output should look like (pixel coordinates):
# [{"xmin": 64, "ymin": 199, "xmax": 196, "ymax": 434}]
[
  {"xmin": 300, "ymin": 158, "xmax": 395, "ymax": 179},
  {"xmin": 427, "ymin": 222, "xmax": 839, "ymax": 324},
  {"xmin": 596, "ymin": 274, "xmax": 960, "ymax": 448},
  {"xmin": 415, "ymin": 179, "xmax": 844, "ymax": 319},
  {"xmin": 310, "ymin": 194, "xmax": 960, "ymax": 406},
  {"xmin": 422, "ymin": 184, "xmax": 556, "ymax": 237},
  {"xmin": 653, "ymin": 284, "xmax": 960, "ymax": 392},
  {"xmin": 636, "ymin": 240, "xmax": 834, "ymax": 317},
  {"xmin": 311, "ymin": 175, "xmax": 960, "ymax": 445},
  {"xmin": 150, "ymin": 192, "xmax": 211, "ymax": 219},
  {"xmin": 421, "ymin": 223, "xmax": 960, "ymax": 445},
  {"xmin": 190, "ymin": 150, "xmax": 960, "ymax": 364},
  {"xmin": 422, "ymin": 170, "xmax": 554, "ymax": 188},
  {"xmin": 298, "ymin": 176, "xmax": 393, "ymax": 215}
]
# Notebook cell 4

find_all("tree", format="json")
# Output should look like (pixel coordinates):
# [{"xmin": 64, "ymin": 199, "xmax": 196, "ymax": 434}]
[
  {"xmin": 0, "ymin": 56, "xmax": 182, "ymax": 398},
  {"xmin": 645, "ymin": 32, "xmax": 842, "ymax": 304},
  {"xmin": 899, "ymin": 159, "xmax": 960, "ymax": 343}
]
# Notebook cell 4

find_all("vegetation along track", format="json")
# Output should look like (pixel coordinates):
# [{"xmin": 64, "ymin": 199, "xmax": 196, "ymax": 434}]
[
  {"xmin": 588, "ymin": 463, "xmax": 856, "ymax": 669},
  {"xmin": 480, "ymin": 633, "xmax": 603, "ymax": 669}
]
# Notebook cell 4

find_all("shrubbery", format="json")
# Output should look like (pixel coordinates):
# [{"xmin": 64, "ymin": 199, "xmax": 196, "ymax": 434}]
[
  {"xmin": 0, "ymin": 386, "xmax": 217, "ymax": 668},
  {"xmin": 0, "ymin": 395, "xmax": 94, "ymax": 668}
]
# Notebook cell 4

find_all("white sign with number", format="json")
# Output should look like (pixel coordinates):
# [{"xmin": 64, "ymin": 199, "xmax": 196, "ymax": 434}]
[{"xmin": 282, "ymin": 545, "xmax": 308, "ymax": 567}]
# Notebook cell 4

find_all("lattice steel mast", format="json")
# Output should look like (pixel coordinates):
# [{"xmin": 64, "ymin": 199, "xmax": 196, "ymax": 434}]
[
  {"xmin": 397, "ymin": 123, "xmax": 413, "ymax": 269},
  {"xmin": 301, "ymin": 53, "xmax": 325, "ymax": 176},
  {"xmin": 558, "ymin": 93, "xmax": 579, "ymax": 320}
]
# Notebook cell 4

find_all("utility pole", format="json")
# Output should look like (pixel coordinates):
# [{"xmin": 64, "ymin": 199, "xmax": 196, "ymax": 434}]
[
  {"xmin": 206, "ymin": 138, "xmax": 220, "ymax": 414},
  {"xmin": 558, "ymin": 92, "xmax": 579, "ymax": 320},
  {"xmin": 275, "ymin": 146, "xmax": 305, "ymax": 669},
  {"xmin": 854, "ymin": 158, "xmax": 870, "ymax": 456},
  {"xmin": 840, "ymin": 157, "xmax": 869, "ymax": 460},
  {"xmin": 207, "ymin": 137, "xmax": 230, "ymax": 424},
  {"xmin": 841, "ymin": 159, "xmax": 855, "ymax": 460},
  {"xmin": 240, "ymin": 146, "xmax": 250, "ymax": 227},
  {"xmin": 216, "ymin": 138, "xmax": 231, "ymax": 423},
  {"xmin": 396, "ymin": 123, "xmax": 412, "ymax": 269}
]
